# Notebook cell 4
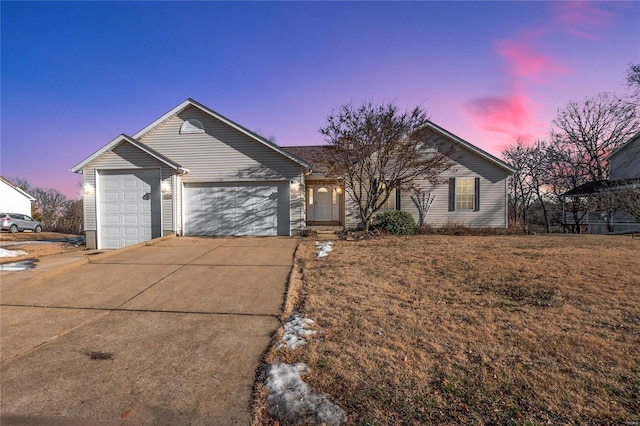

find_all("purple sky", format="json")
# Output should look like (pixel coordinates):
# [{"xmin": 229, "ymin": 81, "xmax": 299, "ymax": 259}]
[{"xmin": 2, "ymin": 1, "xmax": 638, "ymax": 198}]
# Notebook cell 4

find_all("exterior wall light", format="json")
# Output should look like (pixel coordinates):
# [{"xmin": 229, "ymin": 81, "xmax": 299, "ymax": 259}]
[{"xmin": 84, "ymin": 183, "xmax": 95, "ymax": 195}]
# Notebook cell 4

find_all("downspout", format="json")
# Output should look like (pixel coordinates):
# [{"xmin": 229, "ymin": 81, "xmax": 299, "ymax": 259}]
[
  {"xmin": 172, "ymin": 173, "xmax": 178, "ymax": 236},
  {"xmin": 505, "ymin": 178, "xmax": 509, "ymax": 229}
]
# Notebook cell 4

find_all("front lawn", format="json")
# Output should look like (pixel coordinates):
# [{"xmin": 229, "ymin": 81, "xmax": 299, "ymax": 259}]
[{"xmin": 256, "ymin": 235, "xmax": 639, "ymax": 425}]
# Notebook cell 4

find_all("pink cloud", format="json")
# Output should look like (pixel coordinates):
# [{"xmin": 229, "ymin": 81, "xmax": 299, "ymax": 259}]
[
  {"xmin": 552, "ymin": 1, "xmax": 616, "ymax": 39},
  {"xmin": 467, "ymin": 94, "xmax": 533, "ymax": 138},
  {"xmin": 496, "ymin": 40, "xmax": 570, "ymax": 83}
]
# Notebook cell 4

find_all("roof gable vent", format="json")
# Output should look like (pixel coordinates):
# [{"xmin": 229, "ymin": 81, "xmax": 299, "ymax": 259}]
[{"xmin": 180, "ymin": 119, "xmax": 205, "ymax": 134}]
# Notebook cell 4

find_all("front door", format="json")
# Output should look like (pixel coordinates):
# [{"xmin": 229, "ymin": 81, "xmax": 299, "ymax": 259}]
[{"xmin": 315, "ymin": 187, "xmax": 332, "ymax": 220}]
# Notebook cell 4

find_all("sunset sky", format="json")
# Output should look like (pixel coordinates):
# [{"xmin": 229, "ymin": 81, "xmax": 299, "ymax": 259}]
[{"xmin": 2, "ymin": 1, "xmax": 638, "ymax": 198}]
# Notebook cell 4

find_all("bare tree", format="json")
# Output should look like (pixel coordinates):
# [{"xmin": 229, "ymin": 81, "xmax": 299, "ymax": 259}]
[
  {"xmin": 627, "ymin": 63, "xmax": 640, "ymax": 97},
  {"xmin": 551, "ymin": 92, "xmax": 639, "ymax": 183},
  {"xmin": 410, "ymin": 192, "xmax": 435, "ymax": 227},
  {"xmin": 615, "ymin": 187, "xmax": 640, "ymax": 221},
  {"xmin": 548, "ymin": 92, "xmax": 640, "ymax": 231},
  {"xmin": 502, "ymin": 140, "xmax": 553, "ymax": 232},
  {"xmin": 9, "ymin": 177, "xmax": 33, "ymax": 194},
  {"xmin": 502, "ymin": 140, "xmax": 537, "ymax": 231},
  {"xmin": 7, "ymin": 177, "xmax": 83, "ymax": 234},
  {"xmin": 58, "ymin": 199, "xmax": 84, "ymax": 234},
  {"xmin": 319, "ymin": 102, "xmax": 454, "ymax": 232},
  {"xmin": 30, "ymin": 188, "xmax": 68, "ymax": 231}
]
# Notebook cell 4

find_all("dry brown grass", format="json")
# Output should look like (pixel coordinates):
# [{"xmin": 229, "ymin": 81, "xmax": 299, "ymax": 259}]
[
  {"xmin": 0, "ymin": 243, "xmax": 82, "ymax": 264},
  {"xmin": 257, "ymin": 235, "xmax": 640, "ymax": 425},
  {"xmin": 0, "ymin": 231, "xmax": 79, "ymax": 243},
  {"xmin": 0, "ymin": 232, "xmax": 83, "ymax": 264}
]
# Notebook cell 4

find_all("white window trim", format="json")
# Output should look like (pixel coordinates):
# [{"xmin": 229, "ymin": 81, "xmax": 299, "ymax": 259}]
[{"xmin": 455, "ymin": 177, "xmax": 475, "ymax": 210}]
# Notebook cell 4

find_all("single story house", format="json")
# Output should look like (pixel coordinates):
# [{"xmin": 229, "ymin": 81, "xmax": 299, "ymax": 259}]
[
  {"xmin": 284, "ymin": 122, "xmax": 516, "ymax": 230},
  {"xmin": 71, "ymin": 99, "xmax": 515, "ymax": 249},
  {"xmin": 0, "ymin": 176, "xmax": 36, "ymax": 216}
]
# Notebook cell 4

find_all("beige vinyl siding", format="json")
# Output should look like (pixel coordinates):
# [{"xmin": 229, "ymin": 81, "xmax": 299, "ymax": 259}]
[
  {"xmin": 290, "ymin": 173, "xmax": 306, "ymax": 233},
  {"xmin": 139, "ymin": 106, "xmax": 302, "ymax": 182},
  {"xmin": 609, "ymin": 136, "xmax": 640, "ymax": 180},
  {"xmin": 402, "ymin": 146, "xmax": 509, "ymax": 228},
  {"xmin": 81, "ymin": 142, "xmax": 176, "ymax": 232},
  {"xmin": 344, "ymin": 144, "xmax": 511, "ymax": 229},
  {"xmin": 139, "ymin": 105, "xmax": 306, "ymax": 234}
]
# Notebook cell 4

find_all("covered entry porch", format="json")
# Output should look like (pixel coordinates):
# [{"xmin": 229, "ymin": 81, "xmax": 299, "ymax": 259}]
[{"xmin": 305, "ymin": 180, "xmax": 344, "ymax": 226}]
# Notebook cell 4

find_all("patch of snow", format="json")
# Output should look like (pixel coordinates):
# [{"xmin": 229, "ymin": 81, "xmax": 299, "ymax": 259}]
[
  {"xmin": 0, "ymin": 248, "xmax": 28, "ymax": 258},
  {"xmin": 0, "ymin": 260, "xmax": 36, "ymax": 271},
  {"xmin": 279, "ymin": 314, "xmax": 317, "ymax": 349},
  {"xmin": 265, "ymin": 363, "xmax": 347, "ymax": 426},
  {"xmin": 315, "ymin": 241, "xmax": 333, "ymax": 258}
]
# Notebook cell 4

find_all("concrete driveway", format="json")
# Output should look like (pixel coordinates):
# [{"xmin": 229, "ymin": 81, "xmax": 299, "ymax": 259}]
[{"xmin": 0, "ymin": 236, "xmax": 299, "ymax": 425}]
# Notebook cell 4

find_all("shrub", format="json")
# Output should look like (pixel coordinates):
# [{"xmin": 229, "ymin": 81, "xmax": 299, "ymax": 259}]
[{"xmin": 373, "ymin": 211, "xmax": 416, "ymax": 235}]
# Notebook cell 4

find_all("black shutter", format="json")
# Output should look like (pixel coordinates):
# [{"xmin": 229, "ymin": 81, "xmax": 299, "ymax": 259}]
[
  {"xmin": 396, "ymin": 189, "xmax": 401, "ymax": 210},
  {"xmin": 448, "ymin": 178, "xmax": 455, "ymax": 211},
  {"xmin": 474, "ymin": 177, "xmax": 480, "ymax": 211}
]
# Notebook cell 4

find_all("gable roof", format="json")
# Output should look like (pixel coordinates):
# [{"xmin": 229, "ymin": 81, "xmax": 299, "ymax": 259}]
[
  {"xmin": 0, "ymin": 176, "xmax": 36, "ymax": 201},
  {"xmin": 608, "ymin": 131, "xmax": 640, "ymax": 161},
  {"xmin": 70, "ymin": 134, "xmax": 189, "ymax": 174},
  {"xmin": 425, "ymin": 121, "xmax": 516, "ymax": 174},
  {"xmin": 133, "ymin": 98, "xmax": 311, "ymax": 169},
  {"xmin": 284, "ymin": 122, "xmax": 517, "ymax": 176}
]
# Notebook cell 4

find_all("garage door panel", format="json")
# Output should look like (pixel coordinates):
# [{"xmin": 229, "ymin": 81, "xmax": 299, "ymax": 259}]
[
  {"xmin": 123, "ymin": 192, "xmax": 139, "ymax": 201},
  {"xmin": 104, "ymin": 180, "xmax": 119, "ymax": 190},
  {"xmin": 184, "ymin": 184, "xmax": 280, "ymax": 236},
  {"xmin": 122, "ymin": 216, "xmax": 139, "ymax": 225},
  {"xmin": 99, "ymin": 170, "xmax": 161, "ymax": 249},
  {"xmin": 124, "ymin": 227, "xmax": 141, "ymax": 236},
  {"xmin": 104, "ymin": 216, "xmax": 120, "ymax": 225},
  {"xmin": 104, "ymin": 192, "xmax": 119, "ymax": 202}
]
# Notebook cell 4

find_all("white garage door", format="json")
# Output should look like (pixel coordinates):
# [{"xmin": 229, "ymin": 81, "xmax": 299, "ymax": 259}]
[
  {"xmin": 184, "ymin": 183, "xmax": 279, "ymax": 236},
  {"xmin": 99, "ymin": 170, "xmax": 161, "ymax": 249}
]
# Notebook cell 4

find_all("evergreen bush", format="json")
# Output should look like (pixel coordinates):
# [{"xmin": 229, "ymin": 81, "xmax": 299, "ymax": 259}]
[{"xmin": 373, "ymin": 211, "xmax": 416, "ymax": 235}]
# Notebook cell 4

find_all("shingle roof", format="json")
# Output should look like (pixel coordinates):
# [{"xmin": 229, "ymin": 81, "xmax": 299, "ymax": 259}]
[
  {"xmin": 281, "ymin": 146, "xmax": 333, "ymax": 174},
  {"xmin": 561, "ymin": 177, "xmax": 640, "ymax": 197}
]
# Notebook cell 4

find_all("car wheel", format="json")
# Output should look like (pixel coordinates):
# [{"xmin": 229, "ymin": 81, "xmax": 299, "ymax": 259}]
[
  {"xmin": 9, "ymin": 225, "xmax": 18, "ymax": 233},
  {"xmin": 34, "ymin": 225, "xmax": 42, "ymax": 233}
]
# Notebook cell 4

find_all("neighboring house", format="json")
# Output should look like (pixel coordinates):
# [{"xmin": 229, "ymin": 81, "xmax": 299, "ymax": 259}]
[
  {"xmin": 0, "ymin": 176, "xmax": 35, "ymax": 216},
  {"xmin": 609, "ymin": 132, "xmax": 640, "ymax": 180},
  {"xmin": 561, "ymin": 132, "xmax": 640, "ymax": 233},
  {"xmin": 71, "ymin": 99, "xmax": 515, "ymax": 249},
  {"xmin": 285, "ymin": 122, "xmax": 516, "ymax": 230}
]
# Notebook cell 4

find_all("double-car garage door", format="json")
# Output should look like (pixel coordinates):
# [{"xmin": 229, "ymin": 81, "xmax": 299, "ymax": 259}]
[{"xmin": 183, "ymin": 183, "xmax": 282, "ymax": 236}]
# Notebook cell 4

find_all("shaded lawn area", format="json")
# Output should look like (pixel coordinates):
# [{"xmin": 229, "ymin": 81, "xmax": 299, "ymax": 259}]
[{"xmin": 261, "ymin": 235, "xmax": 640, "ymax": 425}]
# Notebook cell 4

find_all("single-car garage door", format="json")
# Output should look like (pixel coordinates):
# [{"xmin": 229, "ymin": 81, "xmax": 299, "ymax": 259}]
[
  {"xmin": 184, "ymin": 183, "xmax": 282, "ymax": 236},
  {"xmin": 99, "ymin": 169, "xmax": 161, "ymax": 249}
]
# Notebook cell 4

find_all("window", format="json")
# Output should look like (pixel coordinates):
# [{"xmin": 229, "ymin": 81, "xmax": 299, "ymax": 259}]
[
  {"xmin": 308, "ymin": 187, "xmax": 314, "ymax": 205},
  {"xmin": 449, "ymin": 177, "xmax": 480, "ymax": 211},
  {"xmin": 380, "ymin": 187, "xmax": 397, "ymax": 210},
  {"xmin": 179, "ymin": 119, "xmax": 205, "ymax": 134},
  {"xmin": 455, "ymin": 178, "xmax": 474, "ymax": 210}
]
